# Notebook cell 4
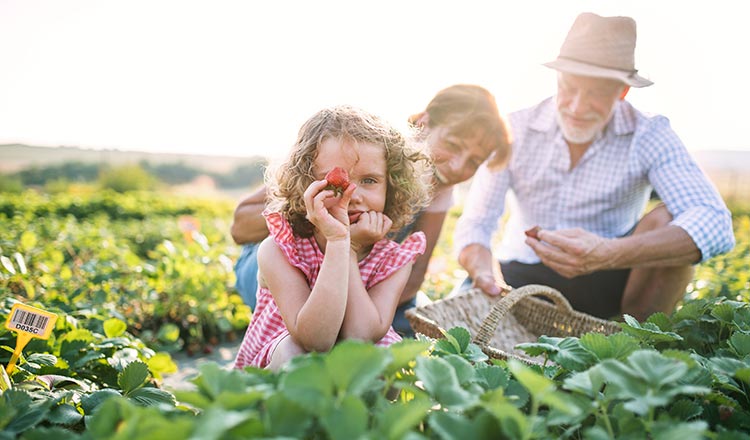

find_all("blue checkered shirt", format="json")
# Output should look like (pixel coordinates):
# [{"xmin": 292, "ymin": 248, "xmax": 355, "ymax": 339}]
[{"xmin": 454, "ymin": 97, "xmax": 735, "ymax": 264}]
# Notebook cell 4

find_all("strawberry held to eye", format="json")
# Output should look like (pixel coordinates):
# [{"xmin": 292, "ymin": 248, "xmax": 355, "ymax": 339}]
[{"xmin": 324, "ymin": 167, "xmax": 350, "ymax": 196}]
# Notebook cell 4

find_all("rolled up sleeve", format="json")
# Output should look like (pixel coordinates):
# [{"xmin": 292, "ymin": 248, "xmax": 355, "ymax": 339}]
[{"xmin": 640, "ymin": 117, "xmax": 735, "ymax": 262}]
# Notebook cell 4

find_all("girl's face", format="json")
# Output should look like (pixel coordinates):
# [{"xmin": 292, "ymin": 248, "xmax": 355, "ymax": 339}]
[
  {"xmin": 313, "ymin": 137, "xmax": 387, "ymax": 224},
  {"xmin": 426, "ymin": 126, "xmax": 495, "ymax": 186}
]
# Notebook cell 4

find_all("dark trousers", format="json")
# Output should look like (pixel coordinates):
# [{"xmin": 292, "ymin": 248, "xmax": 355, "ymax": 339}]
[{"xmin": 501, "ymin": 261, "xmax": 630, "ymax": 319}]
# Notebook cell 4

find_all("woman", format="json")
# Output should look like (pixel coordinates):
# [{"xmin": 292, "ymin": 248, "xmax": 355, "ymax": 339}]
[{"xmin": 230, "ymin": 84, "xmax": 511, "ymax": 336}]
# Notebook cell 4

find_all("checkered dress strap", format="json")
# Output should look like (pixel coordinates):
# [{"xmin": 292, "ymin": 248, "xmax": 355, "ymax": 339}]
[
  {"xmin": 363, "ymin": 232, "xmax": 426, "ymax": 288},
  {"xmin": 264, "ymin": 210, "xmax": 317, "ymax": 281}
]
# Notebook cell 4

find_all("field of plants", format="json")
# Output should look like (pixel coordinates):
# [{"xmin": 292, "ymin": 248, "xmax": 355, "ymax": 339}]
[{"xmin": 1, "ymin": 190, "xmax": 750, "ymax": 439}]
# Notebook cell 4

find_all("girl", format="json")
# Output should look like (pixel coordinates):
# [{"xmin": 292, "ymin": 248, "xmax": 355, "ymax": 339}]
[
  {"xmin": 231, "ymin": 86, "xmax": 511, "ymax": 339},
  {"xmin": 234, "ymin": 106, "xmax": 432, "ymax": 370}
]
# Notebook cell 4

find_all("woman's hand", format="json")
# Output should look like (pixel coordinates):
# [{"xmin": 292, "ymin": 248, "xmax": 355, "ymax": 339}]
[
  {"xmin": 350, "ymin": 211, "xmax": 392, "ymax": 251},
  {"xmin": 472, "ymin": 273, "xmax": 512, "ymax": 296},
  {"xmin": 303, "ymin": 180, "xmax": 356, "ymax": 241}
]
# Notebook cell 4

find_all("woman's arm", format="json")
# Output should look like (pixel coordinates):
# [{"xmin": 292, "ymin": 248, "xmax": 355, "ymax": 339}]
[
  {"xmin": 398, "ymin": 210, "xmax": 446, "ymax": 304},
  {"xmin": 230, "ymin": 185, "xmax": 270, "ymax": 244}
]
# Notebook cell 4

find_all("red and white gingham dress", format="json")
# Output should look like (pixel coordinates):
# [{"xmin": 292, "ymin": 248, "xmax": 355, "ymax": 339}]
[{"xmin": 234, "ymin": 211, "xmax": 426, "ymax": 369}]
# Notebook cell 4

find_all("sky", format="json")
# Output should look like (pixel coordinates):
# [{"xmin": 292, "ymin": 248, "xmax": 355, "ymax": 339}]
[{"xmin": 1, "ymin": 0, "xmax": 748, "ymax": 160}]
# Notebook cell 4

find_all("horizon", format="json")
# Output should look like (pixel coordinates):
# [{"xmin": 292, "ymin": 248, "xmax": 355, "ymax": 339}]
[{"xmin": 1, "ymin": 1, "xmax": 749, "ymax": 160}]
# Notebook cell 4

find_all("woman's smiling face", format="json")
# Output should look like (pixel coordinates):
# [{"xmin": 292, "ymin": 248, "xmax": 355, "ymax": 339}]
[{"xmin": 426, "ymin": 126, "xmax": 496, "ymax": 185}]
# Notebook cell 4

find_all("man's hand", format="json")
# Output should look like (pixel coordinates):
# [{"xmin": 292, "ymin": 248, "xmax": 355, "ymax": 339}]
[{"xmin": 526, "ymin": 228, "xmax": 618, "ymax": 278}]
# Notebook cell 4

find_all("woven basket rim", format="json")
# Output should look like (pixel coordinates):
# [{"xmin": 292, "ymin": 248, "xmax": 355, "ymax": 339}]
[{"xmin": 406, "ymin": 285, "xmax": 621, "ymax": 364}]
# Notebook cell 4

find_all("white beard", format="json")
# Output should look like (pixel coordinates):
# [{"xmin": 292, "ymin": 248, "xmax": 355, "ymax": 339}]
[{"xmin": 556, "ymin": 110, "xmax": 604, "ymax": 144}]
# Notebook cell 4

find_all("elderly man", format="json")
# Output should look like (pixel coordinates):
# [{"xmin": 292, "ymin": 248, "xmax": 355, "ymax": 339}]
[{"xmin": 454, "ymin": 12, "xmax": 735, "ymax": 321}]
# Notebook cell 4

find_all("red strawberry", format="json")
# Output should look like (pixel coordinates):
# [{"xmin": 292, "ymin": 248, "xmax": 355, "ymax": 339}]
[
  {"xmin": 525, "ymin": 226, "xmax": 541, "ymax": 239},
  {"xmin": 324, "ymin": 167, "xmax": 350, "ymax": 196}
]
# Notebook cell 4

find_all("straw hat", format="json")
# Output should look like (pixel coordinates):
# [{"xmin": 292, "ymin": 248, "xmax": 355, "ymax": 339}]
[{"xmin": 544, "ymin": 12, "xmax": 653, "ymax": 88}]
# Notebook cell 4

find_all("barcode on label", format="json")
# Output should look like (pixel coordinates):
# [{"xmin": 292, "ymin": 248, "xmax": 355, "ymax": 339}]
[
  {"xmin": 5, "ymin": 304, "xmax": 57, "ymax": 339},
  {"xmin": 10, "ymin": 308, "xmax": 50, "ymax": 333}
]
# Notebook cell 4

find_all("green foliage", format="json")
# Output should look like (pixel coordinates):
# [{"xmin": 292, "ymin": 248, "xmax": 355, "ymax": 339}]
[
  {"xmin": 0, "ymin": 190, "xmax": 249, "ymax": 354},
  {"xmin": 0, "ymin": 173, "xmax": 24, "ymax": 193},
  {"xmin": 1, "ymin": 191, "xmax": 748, "ymax": 438},
  {"xmin": 97, "ymin": 164, "xmax": 158, "ymax": 192}
]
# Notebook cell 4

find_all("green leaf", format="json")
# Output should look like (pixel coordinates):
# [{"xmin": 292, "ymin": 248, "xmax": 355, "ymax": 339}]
[
  {"xmin": 325, "ymin": 341, "xmax": 390, "ymax": 396},
  {"xmin": 279, "ymin": 357, "xmax": 333, "ymax": 414},
  {"xmin": 646, "ymin": 312, "xmax": 673, "ymax": 331},
  {"xmin": 579, "ymin": 332, "xmax": 639, "ymax": 361},
  {"xmin": 374, "ymin": 397, "xmax": 432, "ymax": 440},
  {"xmin": 414, "ymin": 356, "xmax": 477, "ymax": 410},
  {"xmin": 118, "ymin": 361, "xmax": 149, "ymax": 394},
  {"xmin": 563, "ymin": 368, "xmax": 603, "ymax": 398},
  {"xmin": 729, "ymin": 332, "xmax": 750, "ymax": 356},
  {"xmin": 441, "ymin": 354, "xmax": 476, "ymax": 386},
  {"xmin": 546, "ymin": 336, "xmax": 597, "ymax": 371},
  {"xmin": 430, "ymin": 411, "xmax": 498, "ymax": 440},
  {"xmin": 191, "ymin": 362, "xmax": 246, "ymax": 400},
  {"xmin": 20, "ymin": 231, "xmax": 37, "ymax": 252},
  {"xmin": 668, "ymin": 398, "xmax": 703, "ymax": 420},
  {"xmin": 445, "ymin": 327, "xmax": 471, "ymax": 352},
  {"xmin": 507, "ymin": 359, "xmax": 554, "ymax": 397},
  {"xmin": 190, "ymin": 407, "xmax": 251, "ymax": 440},
  {"xmin": 103, "ymin": 318, "xmax": 127, "ymax": 338},
  {"xmin": 81, "ymin": 389, "xmax": 122, "ymax": 414},
  {"xmin": 146, "ymin": 352, "xmax": 177, "ymax": 378},
  {"xmin": 650, "ymin": 420, "xmax": 708, "ymax": 440},
  {"xmin": 264, "ymin": 393, "xmax": 312, "ymax": 437},
  {"xmin": 0, "ymin": 255, "xmax": 15, "ymax": 274},
  {"xmin": 46, "ymin": 403, "xmax": 83, "ymax": 426},
  {"xmin": 127, "ymin": 387, "xmax": 176, "ymax": 407},
  {"xmin": 474, "ymin": 364, "xmax": 509, "ymax": 390},
  {"xmin": 384, "ymin": 339, "xmax": 430, "ymax": 374},
  {"xmin": 156, "ymin": 323, "xmax": 181, "ymax": 343},
  {"xmin": 481, "ymin": 389, "xmax": 529, "ymax": 439},
  {"xmin": 320, "ymin": 394, "xmax": 368, "ymax": 440},
  {"xmin": 620, "ymin": 315, "xmax": 683, "ymax": 343},
  {"xmin": 711, "ymin": 303, "xmax": 736, "ymax": 324}
]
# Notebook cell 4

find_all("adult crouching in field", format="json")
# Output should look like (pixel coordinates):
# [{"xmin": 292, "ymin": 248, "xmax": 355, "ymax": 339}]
[
  {"xmin": 231, "ymin": 84, "xmax": 512, "ymax": 336},
  {"xmin": 454, "ymin": 13, "xmax": 735, "ymax": 322}
]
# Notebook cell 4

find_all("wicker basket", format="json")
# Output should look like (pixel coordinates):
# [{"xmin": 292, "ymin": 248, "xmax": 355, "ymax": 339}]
[{"xmin": 405, "ymin": 284, "xmax": 621, "ymax": 364}]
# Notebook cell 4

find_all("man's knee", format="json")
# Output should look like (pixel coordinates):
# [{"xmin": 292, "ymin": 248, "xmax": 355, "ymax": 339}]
[{"xmin": 634, "ymin": 203, "xmax": 672, "ymax": 233}]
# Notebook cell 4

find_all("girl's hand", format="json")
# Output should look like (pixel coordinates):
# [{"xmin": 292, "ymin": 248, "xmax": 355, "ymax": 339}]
[
  {"xmin": 303, "ymin": 179, "xmax": 356, "ymax": 241},
  {"xmin": 350, "ymin": 211, "xmax": 392, "ymax": 251}
]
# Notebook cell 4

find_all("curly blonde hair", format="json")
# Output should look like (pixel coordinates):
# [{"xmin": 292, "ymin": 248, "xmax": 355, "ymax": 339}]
[{"xmin": 267, "ymin": 105, "xmax": 432, "ymax": 238}]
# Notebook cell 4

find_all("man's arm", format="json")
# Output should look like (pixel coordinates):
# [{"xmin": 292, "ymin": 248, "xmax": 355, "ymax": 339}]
[
  {"xmin": 230, "ymin": 185, "xmax": 270, "ymax": 245},
  {"xmin": 527, "ymin": 224, "xmax": 701, "ymax": 278}
]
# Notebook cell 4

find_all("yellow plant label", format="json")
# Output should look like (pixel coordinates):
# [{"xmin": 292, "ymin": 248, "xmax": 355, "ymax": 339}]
[
  {"xmin": 5, "ymin": 303, "xmax": 57, "ymax": 339},
  {"xmin": 4, "ymin": 303, "xmax": 58, "ymax": 375}
]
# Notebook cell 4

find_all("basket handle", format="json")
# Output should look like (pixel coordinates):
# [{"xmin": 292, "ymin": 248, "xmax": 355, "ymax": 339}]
[{"xmin": 473, "ymin": 284, "xmax": 573, "ymax": 348}]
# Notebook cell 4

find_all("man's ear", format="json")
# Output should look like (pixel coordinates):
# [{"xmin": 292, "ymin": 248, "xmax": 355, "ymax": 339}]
[{"xmin": 619, "ymin": 86, "xmax": 631, "ymax": 100}]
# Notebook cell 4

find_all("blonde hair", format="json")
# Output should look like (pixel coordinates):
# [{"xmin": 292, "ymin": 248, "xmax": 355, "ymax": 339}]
[
  {"xmin": 267, "ymin": 105, "xmax": 432, "ymax": 238},
  {"xmin": 409, "ymin": 84, "xmax": 512, "ymax": 170}
]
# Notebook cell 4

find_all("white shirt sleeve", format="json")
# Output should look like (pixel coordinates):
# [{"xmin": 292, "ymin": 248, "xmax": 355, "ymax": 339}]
[{"xmin": 453, "ymin": 163, "xmax": 511, "ymax": 254}]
